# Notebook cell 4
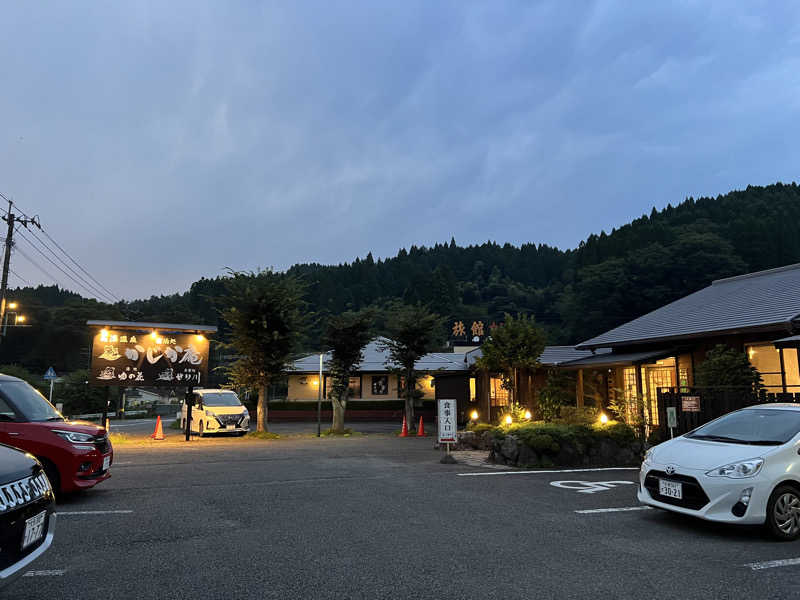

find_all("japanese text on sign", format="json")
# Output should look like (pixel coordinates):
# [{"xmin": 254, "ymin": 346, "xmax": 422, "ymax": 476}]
[
  {"xmin": 438, "ymin": 398, "xmax": 457, "ymax": 443},
  {"xmin": 90, "ymin": 330, "xmax": 209, "ymax": 387}
]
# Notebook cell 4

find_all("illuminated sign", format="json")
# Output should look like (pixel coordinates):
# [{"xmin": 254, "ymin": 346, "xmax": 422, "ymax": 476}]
[{"xmin": 90, "ymin": 329, "xmax": 209, "ymax": 387}]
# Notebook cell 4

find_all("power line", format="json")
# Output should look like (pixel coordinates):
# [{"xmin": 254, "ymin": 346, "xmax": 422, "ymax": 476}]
[
  {"xmin": 9, "ymin": 268, "xmax": 31, "ymax": 286},
  {"xmin": 14, "ymin": 245, "xmax": 63, "ymax": 287},
  {"xmin": 14, "ymin": 227, "xmax": 118, "ymax": 303},
  {"xmin": 19, "ymin": 225, "xmax": 118, "ymax": 303},
  {"xmin": 0, "ymin": 192, "xmax": 123, "ymax": 304}
]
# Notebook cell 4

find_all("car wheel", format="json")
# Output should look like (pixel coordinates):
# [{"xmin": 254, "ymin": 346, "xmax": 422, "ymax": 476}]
[
  {"xmin": 198, "ymin": 421, "xmax": 204, "ymax": 437},
  {"xmin": 40, "ymin": 459, "xmax": 61, "ymax": 499},
  {"xmin": 766, "ymin": 485, "xmax": 800, "ymax": 541}
]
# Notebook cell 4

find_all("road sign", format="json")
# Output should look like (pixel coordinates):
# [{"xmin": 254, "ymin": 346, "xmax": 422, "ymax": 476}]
[
  {"xmin": 43, "ymin": 367, "xmax": 57, "ymax": 380},
  {"xmin": 438, "ymin": 399, "xmax": 457, "ymax": 444},
  {"xmin": 666, "ymin": 406, "xmax": 677, "ymax": 428}
]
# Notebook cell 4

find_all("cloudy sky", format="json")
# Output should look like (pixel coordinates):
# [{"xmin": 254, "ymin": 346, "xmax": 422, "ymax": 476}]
[{"xmin": 1, "ymin": 1, "xmax": 799, "ymax": 300}]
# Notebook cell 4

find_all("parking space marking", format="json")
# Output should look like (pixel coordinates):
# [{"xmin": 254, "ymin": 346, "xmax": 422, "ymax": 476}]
[
  {"xmin": 23, "ymin": 570, "xmax": 66, "ymax": 577},
  {"xmin": 457, "ymin": 467, "xmax": 639, "ymax": 477},
  {"xmin": 56, "ymin": 510, "xmax": 134, "ymax": 515},
  {"xmin": 550, "ymin": 480, "xmax": 635, "ymax": 494},
  {"xmin": 575, "ymin": 506, "xmax": 652, "ymax": 514},
  {"xmin": 745, "ymin": 558, "xmax": 800, "ymax": 571}
]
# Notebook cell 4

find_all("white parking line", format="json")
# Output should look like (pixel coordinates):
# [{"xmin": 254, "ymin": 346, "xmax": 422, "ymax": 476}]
[
  {"xmin": 24, "ymin": 570, "xmax": 65, "ymax": 577},
  {"xmin": 745, "ymin": 558, "xmax": 800, "ymax": 571},
  {"xmin": 457, "ymin": 467, "xmax": 639, "ymax": 477},
  {"xmin": 575, "ymin": 506, "xmax": 652, "ymax": 514},
  {"xmin": 56, "ymin": 510, "xmax": 134, "ymax": 515}
]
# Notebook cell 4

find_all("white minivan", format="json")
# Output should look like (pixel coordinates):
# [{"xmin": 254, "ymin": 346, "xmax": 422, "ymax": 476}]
[{"xmin": 180, "ymin": 389, "xmax": 249, "ymax": 437}]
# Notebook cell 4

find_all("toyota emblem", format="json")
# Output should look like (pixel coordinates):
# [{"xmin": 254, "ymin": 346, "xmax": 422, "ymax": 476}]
[{"xmin": 665, "ymin": 465, "xmax": 676, "ymax": 475}]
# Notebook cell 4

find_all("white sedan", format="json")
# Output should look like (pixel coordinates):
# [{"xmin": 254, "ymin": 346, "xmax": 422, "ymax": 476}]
[{"xmin": 638, "ymin": 403, "xmax": 800, "ymax": 540}]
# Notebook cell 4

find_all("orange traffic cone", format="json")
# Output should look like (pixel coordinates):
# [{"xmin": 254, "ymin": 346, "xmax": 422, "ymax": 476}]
[
  {"xmin": 417, "ymin": 416, "xmax": 425, "ymax": 437},
  {"xmin": 150, "ymin": 415, "xmax": 165, "ymax": 440},
  {"xmin": 399, "ymin": 415, "xmax": 408, "ymax": 437}
]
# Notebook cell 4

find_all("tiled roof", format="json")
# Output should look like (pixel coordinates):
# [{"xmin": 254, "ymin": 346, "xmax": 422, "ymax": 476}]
[
  {"xmin": 577, "ymin": 263, "xmax": 800, "ymax": 350},
  {"xmin": 465, "ymin": 345, "xmax": 606, "ymax": 368},
  {"xmin": 289, "ymin": 338, "xmax": 468, "ymax": 373}
]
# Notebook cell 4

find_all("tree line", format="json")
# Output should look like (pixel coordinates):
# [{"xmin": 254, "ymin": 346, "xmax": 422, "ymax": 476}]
[{"xmin": 1, "ymin": 182, "xmax": 798, "ymax": 389}]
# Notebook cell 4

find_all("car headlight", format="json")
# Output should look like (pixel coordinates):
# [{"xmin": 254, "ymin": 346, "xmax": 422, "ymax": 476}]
[
  {"xmin": 643, "ymin": 447, "xmax": 656, "ymax": 465},
  {"xmin": 52, "ymin": 430, "xmax": 95, "ymax": 444},
  {"xmin": 706, "ymin": 458, "xmax": 764, "ymax": 479},
  {"xmin": 205, "ymin": 409, "xmax": 215, "ymax": 417},
  {"xmin": 242, "ymin": 408, "xmax": 249, "ymax": 416}
]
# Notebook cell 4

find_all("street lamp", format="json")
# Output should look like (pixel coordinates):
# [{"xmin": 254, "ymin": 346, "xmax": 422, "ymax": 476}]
[{"xmin": 2, "ymin": 302, "xmax": 25, "ymax": 335}]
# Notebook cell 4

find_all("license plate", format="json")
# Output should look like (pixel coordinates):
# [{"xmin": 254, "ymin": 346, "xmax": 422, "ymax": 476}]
[
  {"xmin": 659, "ymin": 479, "xmax": 683, "ymax": 499},
  {"xmin": 22, "ymin": 511, "xmax": 46, "ymax": 549},
  {"xmin": 226, "ymin": 424, "xmax": 235, "ymax": 430},
  {"xmin": 102, "ymin": 455, "xmax": 111, "ymax": 471}
]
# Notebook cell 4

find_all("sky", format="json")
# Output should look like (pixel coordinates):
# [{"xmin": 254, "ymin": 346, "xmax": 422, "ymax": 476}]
[{"xmin": 1, "ymin": 1, "xmax": 799, "ymax": 301}]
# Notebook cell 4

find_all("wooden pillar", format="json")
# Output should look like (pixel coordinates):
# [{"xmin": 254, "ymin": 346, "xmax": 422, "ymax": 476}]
[
  {"xmin": 779, "ymin": 348, "xmax": 787, "ymax": 393},
  {"xmin": 576, "ymin": 369, "xmax": 584, "ymax": 408},
  {"xmin": 674, "ymin": 355, "xmax": 681, "ymax": 393}
]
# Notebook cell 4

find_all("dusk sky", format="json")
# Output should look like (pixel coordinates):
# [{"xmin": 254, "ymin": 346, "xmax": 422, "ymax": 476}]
[{"xmin": 1, "ymin": 1, "xmax": 799, "ymax": 300}]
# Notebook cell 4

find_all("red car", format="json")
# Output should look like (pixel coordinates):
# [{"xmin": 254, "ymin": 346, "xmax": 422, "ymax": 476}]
[{"xmin": 0, "ymin": 374, "xmax": 113, "ymax": 494}]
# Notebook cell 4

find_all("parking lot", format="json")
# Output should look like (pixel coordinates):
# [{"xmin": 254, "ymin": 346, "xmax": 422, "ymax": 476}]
[{"xmin": 9, "ymin": 433, "xmax": 800, "ymax": 599}]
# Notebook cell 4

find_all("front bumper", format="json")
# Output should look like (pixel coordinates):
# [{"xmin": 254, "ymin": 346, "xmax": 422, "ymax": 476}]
[
  {"xmin": 64, "ymin": 449, "xmax": 113, "ymax": 492},
  {"xmin": 638, "ymin": 463, "xmax": 769, "ymax": 525},
  {"xmin": 0, "ymin": 513, "xmax": 56, "ymax": 589},
  {"xmin": 205, "ymin": 415, "xmax": 249, "ymax": 434}
]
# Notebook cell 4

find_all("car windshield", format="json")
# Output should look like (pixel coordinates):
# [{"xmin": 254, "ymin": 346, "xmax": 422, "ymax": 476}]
[
  {"xmin": 201, "ymin": 392, "xmax": 241, "ymax": 407},
  {"xmin": 687, "ymin": 408, "xmax": 800, "ymax": 445},
  {"xmin": 0, "ymin": 380, "xmax": 65, "ymax": 422}
]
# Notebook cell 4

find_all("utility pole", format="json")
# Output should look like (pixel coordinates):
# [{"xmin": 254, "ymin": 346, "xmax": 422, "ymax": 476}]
[{"xmin": 0, "ymin": 199, "xmax": 39, "ymax": 342}]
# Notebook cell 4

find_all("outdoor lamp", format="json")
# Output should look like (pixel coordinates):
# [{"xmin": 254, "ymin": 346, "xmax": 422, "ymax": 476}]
[
  {"xmin": 504, "ymin": 414, "xmax": 513, "ymax": 425},
  {"xmin": 7, "ymin": 302, "xmax": 17, "ymax": 310},
  {"xmin": 524, "ymin": 410, "xmax": 532, "ymax": 420},
  {"xmin": 470, "ymin": 410, "xmax": 479, "ymax": 421},
  {"xmin": 15, "ymin": 315, "xmax": 25, "ymax": 324},
  {"xmin": 599, "ymin": 413, "xmax": 609, "ymax": 424}
]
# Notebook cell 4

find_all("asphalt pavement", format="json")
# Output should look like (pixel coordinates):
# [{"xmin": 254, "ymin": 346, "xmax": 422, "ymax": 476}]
[{"xmin": 7, "ymin": 434, "xmax": 800, "ymax": 599}]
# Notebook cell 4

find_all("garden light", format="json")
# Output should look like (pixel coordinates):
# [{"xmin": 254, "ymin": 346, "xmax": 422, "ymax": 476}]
[
  {"xmin": 524, "ymin": 410, "xmax": 532, "ymax": 420},
  {"xmin": 599, "ymin": 413, "xmax": 609, "ymax": 424},
  {"xmin": 470, "ymin": 410, "xmax": 479, "ymax": 421},
  {"xmin": 504, "ymin": 414, "xmax": 512, "ymax": 425}
]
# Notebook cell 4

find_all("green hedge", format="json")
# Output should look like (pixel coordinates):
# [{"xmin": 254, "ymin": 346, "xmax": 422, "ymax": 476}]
[
  {"xmin": 263, "ymin": 400, "xmax": 436, "ymax": 412},
  {"xmin": 502, "ymin": 421, "xmax": 636, "ymax": 449}
]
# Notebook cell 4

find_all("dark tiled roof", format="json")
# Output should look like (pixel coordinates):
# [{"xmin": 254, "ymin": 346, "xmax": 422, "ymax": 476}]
[
  {"xmin": 559, "ymin": 349, "xmax": 675, "ymax": 368},
  {"xmin": 290, "ymin": 338, "xmax": 468, "ymax": 373},
  {"xmin": 465, "ymin": 345, "xmax": 606, "ymax": 368},
  {"xmin": 577, "ymin": 263, "xmax": 800, "ymax": 350}
]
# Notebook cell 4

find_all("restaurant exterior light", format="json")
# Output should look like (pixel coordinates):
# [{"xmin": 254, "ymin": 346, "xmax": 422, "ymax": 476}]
[
  {"xmin": 524, "ymin": 410, "xmax": 532, "ymax": 420},
  {"xmin": 8, "ymin": 302, "xmax": 17, "ymax": 310},
  {"xmin": 470, "ymin": 410, "xmax": 479, "ymax": 421},
  {"xmin": 150, "ymin": 331, "xmax": 158, "ymax": 340},
  {"xmin": 15, "ymin": 315, "xmax": 25, "ymax": 323},
  {"xmin": 196, "ymin": 334, "xmax": 205, "ymax": 341},
  {"xmin": 504, "ymin": 414, "xmax": 513, "ymax": 425},
  {"xmin": 599, "ymin": 413, "xmax": 609, "ymax": 424}
]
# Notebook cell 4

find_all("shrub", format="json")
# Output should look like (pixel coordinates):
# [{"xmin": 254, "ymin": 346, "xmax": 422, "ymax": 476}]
[
  {"xmin": 495, "ymin": 421, "xmax": 638, "ymax": 460},
  {"xmin": 695, "ymin": 344, "xmax": 763, "ymax": 389},
  {"xmin": 466, "ymin": 422, "xmax": 496, "ymax": 434},
  {"xmin": 558, "ymin": 406, "xmax": 598, "ymax": 425},
  {"xmin": 538, "ymin": 369, "xmax": 575, "ymax": 422}
]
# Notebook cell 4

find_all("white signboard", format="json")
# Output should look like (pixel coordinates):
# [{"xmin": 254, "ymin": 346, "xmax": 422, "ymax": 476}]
[
  {"xmin": 438, "ymin": 399, "xmax": 457, "ymax": 444},
  {"xmin": 666, "ymin": 406, "xmax": 677, "ymax": 429}
]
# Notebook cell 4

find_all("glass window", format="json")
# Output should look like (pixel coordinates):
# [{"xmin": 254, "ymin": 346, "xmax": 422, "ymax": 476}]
[
  {"xmin": 0, "ymin": 381, "xmax": 64, "ymax": 422},
  {"xmin": 688, "ymin": 409, "xmax": 800, "ymax": 445},
  {"xmin": 0, "ymin": 396, "xmax": 16, "ymax": 421},
  {"xmin": 748, "ymin": 345, "xmax": 783, "ymax": 388},
  {"xmin": 489, "ymin": 377, "xmax": 509, "ymax": 407},
  {"xmin": 371, "ymin": 376, "xmax": 388, "ymax": 396},
  {"xmin": 469, "ymin": 377, "xmax": 476, "ymax": 402},
  {"xmin": 200, "ymin": 392, "xmax": 242, "ymax": 407},
  {"xmin": 784, "ymin": 349, "xmax": 800, "ymax": 391}
]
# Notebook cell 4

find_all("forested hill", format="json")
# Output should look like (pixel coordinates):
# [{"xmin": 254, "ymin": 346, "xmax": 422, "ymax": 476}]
[{"xmin": 3, "ymin": 182, "xmax": 800, "ymax": 374}]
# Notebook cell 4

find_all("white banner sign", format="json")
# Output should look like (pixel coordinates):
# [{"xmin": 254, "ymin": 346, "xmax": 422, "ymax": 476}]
[{"xmin": 438, "ymin": 398, "xmax": 457, "ymax": 443}]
